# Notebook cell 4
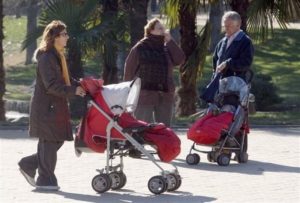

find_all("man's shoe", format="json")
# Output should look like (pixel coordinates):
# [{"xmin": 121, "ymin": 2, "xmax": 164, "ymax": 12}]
[
  {"xmin": 19, "ymin": 168, "xmax": 36, "ymax": 187},
  {"xmin": 36, "ymin": 185, "xmax": 60, "ymax": 191}
]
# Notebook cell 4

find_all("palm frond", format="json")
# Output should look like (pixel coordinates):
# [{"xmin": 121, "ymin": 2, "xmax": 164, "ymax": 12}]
[
  {"xmin": 22, "ymin": 0, "xmax": 100, "ymax": 51},
  {"xmin": 248, "ymin": 0, "xmax": 300, "ymax": 42},
  {"xmin": 163, "ymin": 0, "xmax": 203, "ymax": 28}
]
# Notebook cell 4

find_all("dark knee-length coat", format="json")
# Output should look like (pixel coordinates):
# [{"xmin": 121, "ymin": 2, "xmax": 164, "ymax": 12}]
[{"xmin": 29, "ymin": 48, "xmax": 77, "ymax": 141}]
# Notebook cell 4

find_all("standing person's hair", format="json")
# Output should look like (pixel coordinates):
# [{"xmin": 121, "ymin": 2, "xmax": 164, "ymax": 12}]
[
  {"xmin": 144, "ymin": 18, "xmax": 161, "ymax": 37},
  {"xmin": 222, "ymin": 11, "xmax": 241, "ymax": 24},
  {"xmin": 38, "ymin": 20, "xmax": 67, "ymax": 52}
]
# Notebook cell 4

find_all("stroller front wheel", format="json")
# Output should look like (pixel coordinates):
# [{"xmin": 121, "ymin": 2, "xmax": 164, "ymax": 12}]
[
  {"xmin": 148, "ymin": 175, "xmax": 168, "ymax": 194},
  {"xmin": 166, "ymin": 174, "xmax": 182, "ymax": 192},
  {"xmin": 109, "ymin": 172, "xmax": 127, "ymax": 190},
  {"xmin": 91, "ymin": 174, "xmax": 112, "ymax": 193}
]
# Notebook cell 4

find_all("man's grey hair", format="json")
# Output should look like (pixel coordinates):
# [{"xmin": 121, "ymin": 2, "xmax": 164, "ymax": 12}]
[{"xmin": 222, "ymin": 11, "xmax": 241, "ymax": 23}]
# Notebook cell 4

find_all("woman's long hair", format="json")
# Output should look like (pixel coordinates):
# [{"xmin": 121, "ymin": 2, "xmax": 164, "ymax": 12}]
[{"xmin": 38, "ymin": 20, "xmax": 67, "ymax": 52}]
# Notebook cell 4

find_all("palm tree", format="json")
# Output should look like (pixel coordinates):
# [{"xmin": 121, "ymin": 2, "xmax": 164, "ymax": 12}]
[
  {"xmin": 118, "ymin": 0, "xmax": 149, "ymax": 79},
  {"xmin": 0, "ymin": 0, "xmax": 5, "ymax": 121},
  {"xmin": 22, "ymin": 0, "xmax": 102, "ymax": 118},
  {"xmin": 229, "ymin": 0, "xmax": 249, "ymax": 31},
  {"xmin": 101, "ymin": 0, "xmax": 121, "ymax": 85},
  {"xmin": 22, "ymin": 0, "xmax": 101, "ymax": 79},
  {"xmin": 247, "ymin": 0, "xmax": 300, "ymax": 41},
  {"xmin": 124, "ymin": 0, "xmax": 149, "ymax": 47},
  {"xmin": 164, "ymin": 0, "xmax": 212, "ymax": 116},
  {"xmin": 25, "ymin": 0, "xmax": 40, "ymax": 65},
  {"xmin": 209, "ymin": 0, "xmax": 224, "ymax": 52}
]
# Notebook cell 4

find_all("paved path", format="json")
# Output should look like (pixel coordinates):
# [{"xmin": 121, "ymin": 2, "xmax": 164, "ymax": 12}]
[{"xmin": 0, "ymin": 127, "xmax": 299, "ymax": 203}]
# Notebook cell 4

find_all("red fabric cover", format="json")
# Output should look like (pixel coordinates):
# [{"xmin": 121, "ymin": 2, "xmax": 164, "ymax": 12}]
[
  {"xmin": 144, "ymin": 127, "xmax": 181, "ymax": 162},
  {"xmin": 76, "ymin": 78, "xmax": 181, "ymax": 162},
  {"xmin": 80, "ymin": 77, "xmax": 104, "ymax": 96},
  {"xmin": 187, "ymin": 112, "xmax": 234, "ymax": 145}
]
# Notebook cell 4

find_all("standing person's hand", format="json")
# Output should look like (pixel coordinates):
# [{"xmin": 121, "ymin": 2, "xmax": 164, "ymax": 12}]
[
  {"xmin": 164, "ymin": 30, "xmax": 172, "ymax": 43},
  {"xmin": 216, "ymin": 61, "xmax": 227, "ymax": 73},
  {"xmin": 75, "ymin": 86, "xmax": 86, "ymax": 97}
]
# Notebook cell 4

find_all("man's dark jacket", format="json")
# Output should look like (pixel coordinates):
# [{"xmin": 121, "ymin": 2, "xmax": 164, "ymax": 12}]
[{"xmin": 213, "ymin": 31, "xmax": 254, "ymax": 81}]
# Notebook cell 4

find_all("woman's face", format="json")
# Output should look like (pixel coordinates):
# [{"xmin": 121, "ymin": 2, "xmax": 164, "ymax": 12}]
[
  {"xmin": 54, "ymin": 29, "xmax": 69, "ymax": 49},
  {"xmin": 150, "ymin": 22, "xmax": 165, "ymax": 36}
]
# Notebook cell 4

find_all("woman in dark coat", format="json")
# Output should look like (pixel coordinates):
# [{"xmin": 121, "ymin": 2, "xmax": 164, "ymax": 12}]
[
  {"xmin": 18, "ymin": 20, "xmax": 86, "ymax": 191},
  {"xmin": 124, "ymin": 18, "xmax": 185, "ymax": 127}
]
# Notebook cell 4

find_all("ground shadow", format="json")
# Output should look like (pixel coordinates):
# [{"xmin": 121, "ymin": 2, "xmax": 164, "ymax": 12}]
[
  {"xmin": 173, "ymin": 158, "xmax": 300, "ymax": 175},
  {"xmin": 33, "ymin": 189, "xmax": 216, "ymax": 203}
]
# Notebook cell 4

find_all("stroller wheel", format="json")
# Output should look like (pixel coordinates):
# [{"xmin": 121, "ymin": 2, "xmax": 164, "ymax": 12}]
[
  {"xmin": 148, "ymin": 175, "xmax": 168, "ymax": 194},
  {"xmin": 109, "ymin": 172, "xmax": 127, "ymax": 190},
  {"xmin": 186, "ymin": 153, "xmax": 200, "ymax": 165},
  {"xmin": 91, "ymin": 174, "xmax": 112, "ymax": 193},
  {"xmin": 237, "ymin": 152, "xmax": 248, "ymax": 163},
  {"xmin": 166, "ymin": 174, "xmax": 181, "ymax": 192},
  {"xmin": 217, "ymin": 154, "xmax": 231, "ymax": 166}
]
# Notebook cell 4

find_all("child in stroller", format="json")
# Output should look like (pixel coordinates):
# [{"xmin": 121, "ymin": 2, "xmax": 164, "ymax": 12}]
[
  {"xmin": 186, "ymin": 70, "xmax": 253, "ymax": 166},
  {"xmin": 74, "ymin": 77, "xmax": 182, "ymax": 194}
]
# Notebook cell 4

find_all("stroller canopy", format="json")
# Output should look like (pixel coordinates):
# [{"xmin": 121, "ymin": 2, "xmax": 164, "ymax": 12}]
[
  {"xmin": 102, "ymin": 78, "xmax": 141, "ymax": 115},
  {"xmin": 219, "ymin": 76, "xmax": 249, "ymax": 106}
]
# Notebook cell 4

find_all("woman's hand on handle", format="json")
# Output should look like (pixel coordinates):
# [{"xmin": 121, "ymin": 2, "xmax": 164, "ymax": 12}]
[{"xmin": 75, "ymin": 86, "xmax": 86, "ymax": 97}]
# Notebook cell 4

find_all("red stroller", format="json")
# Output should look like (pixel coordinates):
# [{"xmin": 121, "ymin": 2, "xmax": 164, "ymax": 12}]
[
  {"xmin": 186, "ymin": 72, "xmax": 253, "ymax": 166},
  {"xmin": 74, "ymin": 77, "xmax": 181, "ymax": 194}
]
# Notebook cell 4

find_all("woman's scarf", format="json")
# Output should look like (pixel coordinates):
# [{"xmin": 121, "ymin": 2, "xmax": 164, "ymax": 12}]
[{"xmin": 55, "ymin": 46, "xmax": 71, "ymax": 86}]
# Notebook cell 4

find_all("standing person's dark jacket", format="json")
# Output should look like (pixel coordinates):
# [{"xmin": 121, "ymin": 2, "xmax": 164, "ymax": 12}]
[
  {"xmin": 124, "ymin": 34, "xmax": 185, "ymax": 105},
  {"xmin": 29, "ymin": 48, "xmax": 77, "ymax": 141},
  {"xmin": 213, "ymin": 31, "xmax": 254, "ymax": 81}
]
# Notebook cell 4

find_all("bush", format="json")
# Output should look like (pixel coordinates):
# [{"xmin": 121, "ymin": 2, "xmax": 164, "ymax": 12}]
[{"xmin": 251, "ymin": 73, "xmax": 282, "ymax": 111}]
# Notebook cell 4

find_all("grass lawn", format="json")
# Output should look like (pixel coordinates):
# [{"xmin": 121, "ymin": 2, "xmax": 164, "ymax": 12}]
[
  {"xmin": 3, "ymin": 16, "xmax": 300, "ymax": 125},
  {"xmin": 3, "ymin": 16, "xmax": 26, "ymax": 56}
]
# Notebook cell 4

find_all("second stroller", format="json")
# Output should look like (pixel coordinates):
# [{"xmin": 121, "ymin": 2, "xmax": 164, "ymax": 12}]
[{"xmin": 186, "ymin": 71, "xmax": 254, "ymax": 166}]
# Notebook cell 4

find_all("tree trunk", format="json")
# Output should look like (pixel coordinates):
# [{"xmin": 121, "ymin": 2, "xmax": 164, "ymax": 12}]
[
  {"xmin": 128, "ymin": 0, "xmax": 149, "ymax": 47},
  {"xmin": 176, "ymin": 2, "xmax": 198, "ymax": 116},
  {"xmin": 101, "ymin": 0, "xmax": 119, "ymax": 85},
  {"xmin": 25, "ymin": 1, "xmax": 38, "ymax": 65},
  {"xmin": 102, "ymin": 43, "xmax": 118, "ymax": 84},
  {"xmin": 0, "ymin": 0, "xmax": 5, "ymax": 121},
  {"xmin": 67, "ymin": 41, "xmax": 83, "ymax": 79},
  {"xmin": 67, "ymin": 40, "xmax": 86, "ymax": 119},
  {"xmin": 230, "ymin": 0, "xmax": 249, "ymax": 32},
  {"xmin": 209, "ymin": 0, "xmax": 224, "ymax": 52}
]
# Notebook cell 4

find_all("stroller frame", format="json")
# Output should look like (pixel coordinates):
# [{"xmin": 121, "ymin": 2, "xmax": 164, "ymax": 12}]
[{"xmin": 78, "ymin": 98, "xmax": 182, "ymax": 194}]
